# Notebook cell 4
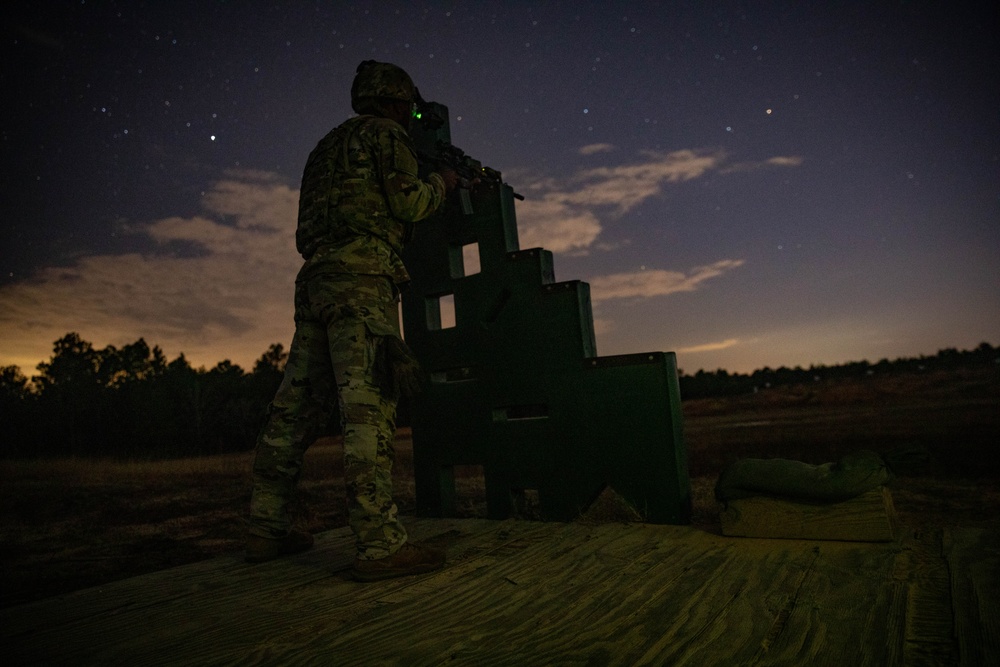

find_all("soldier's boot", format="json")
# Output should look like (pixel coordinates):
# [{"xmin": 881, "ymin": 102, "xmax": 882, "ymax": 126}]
[
  {"xmin": 350, "ymin": 541, "xmax": 446, "ymax": 582},
  {"xmin": 245, "ymin": 529, "xmax": 315, "ymax": 563}
]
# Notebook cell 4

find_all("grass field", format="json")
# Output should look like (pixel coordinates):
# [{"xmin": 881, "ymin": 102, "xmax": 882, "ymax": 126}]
[{"xmin": 1, "ymin": 366, "xmax": 997, "ymax": 609}]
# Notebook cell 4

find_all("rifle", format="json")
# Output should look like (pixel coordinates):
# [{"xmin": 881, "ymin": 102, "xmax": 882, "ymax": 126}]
[
  {"xmin": 411, "ymin": 90, "xmax": 523, "ymax": 212},
  {"xmin": 421, "ymin": 140, "xmax": 506, "ymax": 193}
]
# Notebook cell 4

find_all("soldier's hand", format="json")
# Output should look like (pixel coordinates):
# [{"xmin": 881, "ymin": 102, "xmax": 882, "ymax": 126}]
[
  {"xmin": 379, "ymin": 336, "xmax": 425, "ymax": 399},
  {"xmin": 437, "ymin": 168, "xmax": 460, "ymax": 192}
]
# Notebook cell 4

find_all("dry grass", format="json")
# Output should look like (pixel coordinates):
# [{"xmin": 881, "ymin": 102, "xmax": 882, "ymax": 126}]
[
  {"xmin": 682, "ymin": 368, "xmax": 1000, "ymax": 478},
  {"xmin": 0, "ymin": 452, "xmax": 256, "ymax": 607},
  {"xmin": 2, "ymin": 368, "xmax": 997, "ymax": 608}
]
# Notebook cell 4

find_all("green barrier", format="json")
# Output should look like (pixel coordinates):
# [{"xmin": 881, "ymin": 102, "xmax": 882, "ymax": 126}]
[{"xmin": 402, "ymin": 103, "xmax": 691, "ymax": 524}]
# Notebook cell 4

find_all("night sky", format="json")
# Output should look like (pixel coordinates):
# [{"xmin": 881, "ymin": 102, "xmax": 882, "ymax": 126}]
[{"xmin": 3, "ymin": 1, "xmax": 998, "ymax": 376}]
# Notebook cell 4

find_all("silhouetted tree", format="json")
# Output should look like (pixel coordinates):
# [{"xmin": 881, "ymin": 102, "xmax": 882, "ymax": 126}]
[
  {"xmin": 102, "ymin": 340, "xmax": 174, "ymax": 457},
  {"xmin": 253, "ymin": 343, "xmax": 288, "ymax": 377},
  {"xmin": 0, "ymin": 365, "xmax": 30, "ymax": 405},
  {"xmin": 32, "ymin": 333, "xmax": 106, "ymax": 455},
  {"xmin": 154, "ymin": 354, "xmax": 204, "ymax": 456},
  {"xmin": 0, "ymin": 366, "xmax": 35, "ymax": 457}
]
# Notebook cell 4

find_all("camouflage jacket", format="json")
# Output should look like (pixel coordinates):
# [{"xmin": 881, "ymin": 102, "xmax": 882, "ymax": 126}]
[{"xmin": 295, "ymin": 114, "xmax": 446, "ymax": 284}]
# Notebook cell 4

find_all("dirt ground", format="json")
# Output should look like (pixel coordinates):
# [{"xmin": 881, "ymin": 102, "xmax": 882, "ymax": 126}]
[{"xmin": 1, "ymin": 367, "xmax": 997, "ymax": 609}]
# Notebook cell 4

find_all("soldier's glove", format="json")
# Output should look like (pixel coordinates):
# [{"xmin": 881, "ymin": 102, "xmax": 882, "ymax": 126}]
[{"xmin": 378, "ymin": 336, "xmax": 425, "ymax": 399}]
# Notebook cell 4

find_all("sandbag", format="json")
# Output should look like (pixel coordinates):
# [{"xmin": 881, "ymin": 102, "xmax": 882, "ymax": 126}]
[{"xmin": 714, "ymin": 449, "xmax": 894, "ymax": 503}]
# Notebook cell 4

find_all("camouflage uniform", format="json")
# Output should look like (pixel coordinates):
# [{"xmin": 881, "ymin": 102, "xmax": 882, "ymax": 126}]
[{"xmin": 249, "ymin": 70, "xmax": 446, "ymax": 560}]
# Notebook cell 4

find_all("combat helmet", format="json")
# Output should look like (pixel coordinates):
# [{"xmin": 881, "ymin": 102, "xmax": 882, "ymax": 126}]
[{"xmin": 351, "ymin": 61, "xmax": 415, "ymax": 113}]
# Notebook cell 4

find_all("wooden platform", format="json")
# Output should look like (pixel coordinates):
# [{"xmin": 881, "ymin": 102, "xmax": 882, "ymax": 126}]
[
  {"xmin": 3, "ymin": 518, "xmax": 997, "ymax": 666},
  {"xmin": 719, "ymin": 487, "xmax": 898, "ymax": 542}
]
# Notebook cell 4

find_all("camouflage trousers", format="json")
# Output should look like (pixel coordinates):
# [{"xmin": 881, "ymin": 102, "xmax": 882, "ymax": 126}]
[{"xmin": 249, "ymin": 273, "xmax": 408, "ymax": 560}]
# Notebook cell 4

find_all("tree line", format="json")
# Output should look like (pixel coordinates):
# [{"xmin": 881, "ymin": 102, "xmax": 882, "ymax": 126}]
[
  {"xmin": 1, "ymin": 333, "xmax": 996, "ymax": 459},
  {"xmin": 0, "ymin": 333, "xmax": 291, "ymax": 459},
  {"xmin": 676, "ymin": 341, "xmax": 998, "ymax": 399}
]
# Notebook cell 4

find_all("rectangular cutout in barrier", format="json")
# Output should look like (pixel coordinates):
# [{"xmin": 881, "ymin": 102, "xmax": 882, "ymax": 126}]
[
  {"xmin": 448, "ymin": 242, "xmax": 481, "ymax": 279},
  {"xmin": 426, "ymin": 293, "xmax": 456, "ymax": 330}
]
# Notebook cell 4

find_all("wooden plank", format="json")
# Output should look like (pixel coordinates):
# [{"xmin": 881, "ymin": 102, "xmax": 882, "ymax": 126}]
[
  {"xmin": 750, "ymin": 540, "xmax": 906, "ymax": 665},
  {"xmin": 2, "ymin": 518, "xmax": 551, "ymax": 665},
  {"xmin": 260, "ymin": 525, "xmax": 904, "ymax": 666},
  {"xmin": 0, "ymin": 518, "xmax": 929, "ymax": 666},
  {"xmin": 892, "ymin": 527, "xmax": 960, "ymax": 665},
  {"xmin": 719, "ymin": 487, "xmax": 897, "ymax": 542},
  {"xmin": 944, "ymin": 527, "xmax": 1000, "ymax": 667},
  {"xmin": 265, "ymin": 522, "xmax": 788, "ymax": 665}
]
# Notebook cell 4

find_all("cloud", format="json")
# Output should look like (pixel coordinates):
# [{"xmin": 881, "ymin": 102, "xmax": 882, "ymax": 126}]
[
  {"xmin": 515, "ymin": 196, "xmax": 602, "ymax": 253},
  {"xmin": 514, "ymin": 149, "xmax": 800, "ymax": 254},
  {"xmin": 676, "ymin": 338, "xmax": 741, "ymax": 354},
  {"xmin": 571, "ymin": 149, "xmax": 722, "ymax": 212},
  {"xmin": 588, "ymin": 259, "xmax": 745, "ymax": 302},
  {"xmin": 0, "ymin": 172, "xmax": 300, "ymax": 372},
  {"xmin": 766, "ymin": 156, "xmax": 804, "ymax": 167},
  {"xmin": 720, "ymin": 154, "xmax": 804, "ymax": 174},
  {"xmin": 578, "ymin": 143, "xmax": 615, "ymax": 155}
]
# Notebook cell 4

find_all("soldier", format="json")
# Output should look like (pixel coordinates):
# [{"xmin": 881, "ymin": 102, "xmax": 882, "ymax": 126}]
[{"xmin": 246, "ymin": 61, "xmax": 458, "ymax": 581}]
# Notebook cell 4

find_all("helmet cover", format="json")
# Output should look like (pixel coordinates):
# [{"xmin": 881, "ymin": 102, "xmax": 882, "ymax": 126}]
[{"xmin": 351, "ymin": 60, "xmax": 415, "ymax": 113}]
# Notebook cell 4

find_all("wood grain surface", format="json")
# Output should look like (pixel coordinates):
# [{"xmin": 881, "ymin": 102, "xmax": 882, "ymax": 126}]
[{"xmin": 3, "ymin": 517, "xmax": 995, "ymax": 666}]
